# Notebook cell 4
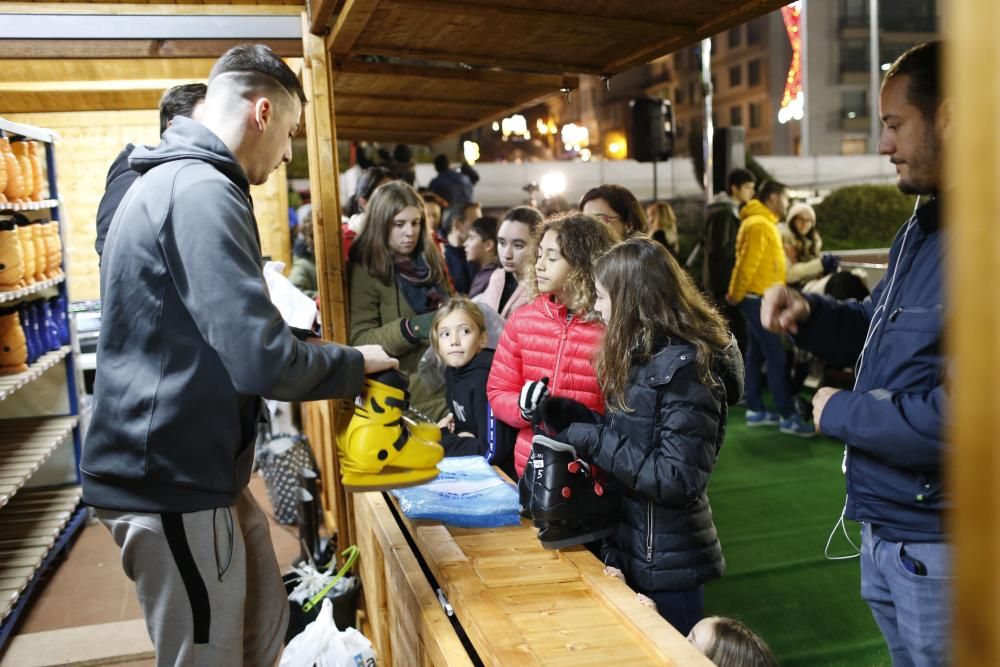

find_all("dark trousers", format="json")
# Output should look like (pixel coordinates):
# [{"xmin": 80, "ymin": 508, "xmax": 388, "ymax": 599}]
[
  {"xmin": 740, "ymin": 295, "xmax": 794, "ymax": 417},
  {"xmin": 647, "ymin": 586, "xmax": 704, "ymax": 636}
]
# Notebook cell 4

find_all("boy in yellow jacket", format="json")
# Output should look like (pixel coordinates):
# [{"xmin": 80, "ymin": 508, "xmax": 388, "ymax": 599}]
[{"xmin": 726, "ymin": 181, "xmax": 814, "ymax": 436}]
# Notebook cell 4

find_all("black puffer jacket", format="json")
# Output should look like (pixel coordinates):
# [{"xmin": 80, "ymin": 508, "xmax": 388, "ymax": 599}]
[{"xmin": 563, "ymin": 339, "xmax": 743, "ymax": 593}]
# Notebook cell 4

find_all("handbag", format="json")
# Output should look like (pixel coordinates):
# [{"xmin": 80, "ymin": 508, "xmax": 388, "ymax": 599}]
[{"xmin": 256, "ymin": 431, "xmax": 317, "ymax": 524}]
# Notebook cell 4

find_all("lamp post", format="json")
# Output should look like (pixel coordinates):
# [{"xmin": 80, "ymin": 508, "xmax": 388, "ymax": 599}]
[{"xmin": 869, "ymin": 0, "xmax": 881, "ymax": 153}]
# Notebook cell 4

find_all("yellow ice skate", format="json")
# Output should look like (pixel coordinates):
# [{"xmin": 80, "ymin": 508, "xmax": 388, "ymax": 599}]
[{"xmin": 337, "ymin": 369, "xmax": 443, "ymax": 492}]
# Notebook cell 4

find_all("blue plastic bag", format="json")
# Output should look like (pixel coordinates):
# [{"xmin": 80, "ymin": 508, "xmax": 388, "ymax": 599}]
[{"xmin": 392, "ymin": 456, "xmax": 521, "ymax": 528}]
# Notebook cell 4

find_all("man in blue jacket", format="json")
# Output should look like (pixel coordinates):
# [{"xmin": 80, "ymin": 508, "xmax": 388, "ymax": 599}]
[
  {"xmin": 761, "ymin": 41, "xmax": 947, "ymax": 666},
  {"xmin": 82, "ymin": 45, "xmax": 396, "ymax": 665}
]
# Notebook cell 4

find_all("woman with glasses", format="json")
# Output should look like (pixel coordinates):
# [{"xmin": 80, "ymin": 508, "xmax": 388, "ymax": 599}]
[{"xmin": 579, "ymin": 184, "xmax": 647, "ymax": 240}]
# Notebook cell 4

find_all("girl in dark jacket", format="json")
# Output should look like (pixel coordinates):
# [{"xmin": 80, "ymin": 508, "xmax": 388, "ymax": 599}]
[
  {"xmin": 431, "ymin": 296, "xmax": 515, "ymax": 477},
  {"xmin": 557, "ymin": 237, "xmax": 744, "ymax": 635}
]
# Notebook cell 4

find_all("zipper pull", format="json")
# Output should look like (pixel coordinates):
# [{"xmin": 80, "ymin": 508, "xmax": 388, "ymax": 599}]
[{"xmin": 889, "ymin": 307, "xmax": 902, "ymax": 322}]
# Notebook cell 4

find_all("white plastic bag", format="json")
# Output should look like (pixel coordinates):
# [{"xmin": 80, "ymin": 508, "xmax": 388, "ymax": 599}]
[
  {"xmin": 280, "ymin": 598, "xmax": 377, "ymax": 667},
  {"xmin": 263, "ymin": 260, "xmax": 318, "ymax": 330}
]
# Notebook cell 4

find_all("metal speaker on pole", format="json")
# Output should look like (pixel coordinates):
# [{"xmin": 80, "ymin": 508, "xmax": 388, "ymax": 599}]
[
  {"xmin": 628, "ymin": 97, "xmax": 675, "ymax": 163},
  {"xmin": 713, "ymin": 126, "xmax": 746, "ymax": 194}
]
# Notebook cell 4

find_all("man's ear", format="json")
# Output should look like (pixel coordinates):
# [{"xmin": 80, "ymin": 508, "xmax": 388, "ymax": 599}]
[
  {"xmin": 254, "ymin": 97, "xmax": 272, "ymax": 132},
  {"xmin": 936, "ymin": 98, "xmax": 952, "ymax": 142},
  {"xmin": 485, "ymin": 239, "xmax": 497, "ymax": 255}
]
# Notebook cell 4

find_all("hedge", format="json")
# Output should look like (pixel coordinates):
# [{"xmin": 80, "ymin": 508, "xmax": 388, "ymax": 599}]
[{"xmin": 815, "ymin": 185, "xmax": 917, "ymax": 250}]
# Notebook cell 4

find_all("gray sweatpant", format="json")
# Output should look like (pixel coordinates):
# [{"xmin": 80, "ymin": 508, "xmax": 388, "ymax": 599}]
[{"xmin": 97, "ymin": 488, "xmax": 289, "ymax": 666}]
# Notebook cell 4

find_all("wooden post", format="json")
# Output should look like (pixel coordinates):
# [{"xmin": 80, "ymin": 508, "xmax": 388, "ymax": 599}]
[
  {"xmin": 949, "ymin": 2, "xmax": 1000, "ymax": 664},
  {"xmin": 300, "ymin": 10, "xmax": 354, "ymax": 550}
]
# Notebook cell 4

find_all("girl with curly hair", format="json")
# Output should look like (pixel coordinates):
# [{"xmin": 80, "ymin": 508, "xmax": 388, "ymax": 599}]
[{"xmin": 486, "ymin": 212, "xmax": 615, "ymax": 476}]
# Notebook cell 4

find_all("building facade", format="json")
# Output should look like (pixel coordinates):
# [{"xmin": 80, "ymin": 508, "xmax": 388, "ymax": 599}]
[{"xmin": 533, "ymin": 0, "xmax": 940, "ymax": 159}]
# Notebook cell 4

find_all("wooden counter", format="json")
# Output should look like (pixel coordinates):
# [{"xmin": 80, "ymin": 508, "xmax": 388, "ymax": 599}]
[{"xmin": 352, "ymin": 491, "xmax": 712, "ymax": 666}]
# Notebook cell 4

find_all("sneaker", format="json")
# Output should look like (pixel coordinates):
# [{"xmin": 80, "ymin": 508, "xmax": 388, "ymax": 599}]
[
  {"xmin": 746, "ymin": 410, "xmax": 780, "ymax": 427},
  {"xmin": 779, "ymin": 414, "xmax": 816, "ymax": 438}
]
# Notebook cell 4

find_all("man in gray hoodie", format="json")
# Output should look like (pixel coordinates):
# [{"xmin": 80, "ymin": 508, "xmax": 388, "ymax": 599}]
[{"xmin": 82, "ymin": 44, "xmax": 395, "ymax": 665}]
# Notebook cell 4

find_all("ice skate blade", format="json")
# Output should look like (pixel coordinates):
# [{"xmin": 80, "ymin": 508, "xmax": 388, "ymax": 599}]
[{"xmin": 341, "ymin": 466, "xmax": 440, "ymax": 492}]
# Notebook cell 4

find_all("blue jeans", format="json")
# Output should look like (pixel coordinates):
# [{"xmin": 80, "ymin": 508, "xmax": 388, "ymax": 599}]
[
  {"xmin": 739, "ymin": 296, "xmax": 793, "ymax": 417},
  {"xmin": 646, "ymin": 586, "xmax": 704, "ymax": 636},
  {"xmin": 860, "ymin": 523, "xmax": 951, "ymax": 667}
]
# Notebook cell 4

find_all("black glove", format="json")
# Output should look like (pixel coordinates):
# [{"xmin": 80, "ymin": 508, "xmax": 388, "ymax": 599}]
[
  {"xmin": 518, "ymin": 377, "xmax": 549, "ymax": 422},
  {"xmin": 538, "ymin": 396, "xmax": 597, "ymax": 434},
  {"xmin": 401, "ymin": 311, "xmax": 436, "ymax": 343},
  {"xmin": 821, "ymin": 253, "xmax": 840, "ymax": 275}
]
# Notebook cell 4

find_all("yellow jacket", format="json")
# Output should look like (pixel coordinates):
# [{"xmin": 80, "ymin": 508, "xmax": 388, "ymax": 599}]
[{"xmin": 727, "ymin": 199, "xmax": 787, "ymax": 301}]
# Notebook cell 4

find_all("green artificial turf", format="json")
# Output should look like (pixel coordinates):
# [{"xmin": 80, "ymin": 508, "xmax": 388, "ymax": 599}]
[{"xmin": 704, "ymin": 405, "xmax": 891, "ymax": 666}]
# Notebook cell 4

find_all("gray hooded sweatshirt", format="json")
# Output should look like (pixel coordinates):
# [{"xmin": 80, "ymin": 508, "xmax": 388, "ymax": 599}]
[{"xmin": 81, "ymin": 117, "xmax": 364, "ymax": 513}]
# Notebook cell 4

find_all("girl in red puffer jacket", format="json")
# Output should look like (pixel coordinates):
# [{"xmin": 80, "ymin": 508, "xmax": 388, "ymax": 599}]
[{"xmin": 486, "ymin": 212, "xmax": 615, "ymax": 477}]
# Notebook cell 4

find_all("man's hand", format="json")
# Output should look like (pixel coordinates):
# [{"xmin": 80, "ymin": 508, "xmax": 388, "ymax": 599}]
[
  {"xmin": 355, "ymin": 345, "xmax": 399, "ymax": 373},
  {"xmin": 761, "ymin": 285, "xmax": 811, "ymax": 335},
  {"xmin": 813, "ymin": 387, "xmax": 842, "ymax": 433},
  {"xmin": 725, "ymin": 293, "xmax": 739, "ymax": 306}
]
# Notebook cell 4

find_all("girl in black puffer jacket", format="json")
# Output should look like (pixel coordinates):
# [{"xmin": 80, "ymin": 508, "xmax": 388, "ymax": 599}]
[{"xmin": 557, "ymin": 238, "xmax": 744, "ymax": 635}]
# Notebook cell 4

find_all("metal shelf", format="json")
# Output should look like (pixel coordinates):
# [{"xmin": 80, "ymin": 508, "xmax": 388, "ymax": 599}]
[
  {"xmin": 0, "ymin": 487, "xmax": 83, "ymax": 624},
  {"xmin": 0, "ymin": 346, "xmax": 71, "ymax": 402},
  {"xmin": 0, "ymin": 274, "xmax": 65, "ymax": 304},
  {"xmin": 0, "ymin": 199, "xmax": 58, "ymax": 213},
  {"xmin": 0, "ymin": 119, "xmax": 58, "ymax": 144},
  {"xmin": 0, "ymin": 416, "xmax": 78, "ymax": 510}
]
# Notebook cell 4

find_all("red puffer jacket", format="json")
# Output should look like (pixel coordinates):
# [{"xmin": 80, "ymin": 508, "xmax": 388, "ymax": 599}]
[{"xmin": 487, "ymin": 295, "xmax": 606, "ymax": 476}]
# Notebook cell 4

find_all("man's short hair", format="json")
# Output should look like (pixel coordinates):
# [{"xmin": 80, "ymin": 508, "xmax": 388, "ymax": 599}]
[
  {"xmin": 433, "ymin": 154, "xmax": 450, "ymax": 173},
  {"xmin": 209, "ymin": 44, "xmax": 306, "ymax": 106},
  {"xmin": 884, "ymin": 40, "xmax": 941, "ymax": 122},
  {"xmin": 756, "ymin": 180, "xmax": 788, "ymax": 203},
  {"xmin": 726, "ymin": 167, "xmax": 756, "ymax": 193},
  {"xmin": 469, "ymin": 216, "xmax": 498, "ymax": 245},
  {"xmin": 159, "ymin": 83, "xmax": 207, "ymax": 135}
]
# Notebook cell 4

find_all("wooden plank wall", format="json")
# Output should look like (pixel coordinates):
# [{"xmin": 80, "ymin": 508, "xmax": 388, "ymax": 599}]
[
  {"xmin": 4, "ymin": 109, "xmax": 291, "ymax": 301},
  {"xmin": 353, "ymin": 492, "xmax": 475, "ymax": 667}
]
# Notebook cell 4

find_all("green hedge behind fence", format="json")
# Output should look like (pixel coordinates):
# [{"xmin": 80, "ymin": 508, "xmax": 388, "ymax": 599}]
[{"xmin": 814, "ymin": 185, "xmax": 918, "ymax": 250}]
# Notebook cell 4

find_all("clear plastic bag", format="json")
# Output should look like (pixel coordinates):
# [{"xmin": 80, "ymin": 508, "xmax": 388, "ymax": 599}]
[
  {"xmin": 391, "ymin": 456, "xmax": 520, "ymax": 528},
  {"xmin": 280, "ymin": 598, "xmax": 376, "ymax": 667}
]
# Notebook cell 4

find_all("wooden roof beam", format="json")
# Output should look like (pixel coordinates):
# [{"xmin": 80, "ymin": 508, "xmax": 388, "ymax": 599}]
[
  {"xmin": 336, "ymin": 111, "xmax": 481, "ymax": 124},
  {"xmin": 375, "ymin": 0, "xmax": 695, "ymax": 39},
  {"xmin": 334, "ymin": 93, "xmax": 511, "ymax": 110},
  {"xmin": 348, "ymin": 44, "xmax": 604, "ymax": 76},
  {"xmin": 0, "ymin": 3, "xmax": 303, "ymax": 16},
  {"xmin": 332, "ymin": 59, "xmax": 577, "ymax": 91},
  {"xmin": 310, "ymin": 0, "xmax": 340, "ymax": 35},
  {"xmin": 0, "ymin": 78, "xmax": 206, "ymax": 93},
  {"xmin": 0, "ymin": 39, "xmax": 302, "ymax": 60},
  {"xmin": 326, "ymin": 0, "xmax": 381, "ymax": 53}
]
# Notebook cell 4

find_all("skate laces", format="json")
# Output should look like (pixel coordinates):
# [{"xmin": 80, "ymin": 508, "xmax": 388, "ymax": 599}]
[{"xmin": 567, "ymin": 458, "xmax": 609, "ymax": 497}]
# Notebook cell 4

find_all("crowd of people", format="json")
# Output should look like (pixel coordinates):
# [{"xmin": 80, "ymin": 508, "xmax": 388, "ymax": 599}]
[{"xmin": 83, "ymin": 37, "xmax": 947, "ymax": 667}]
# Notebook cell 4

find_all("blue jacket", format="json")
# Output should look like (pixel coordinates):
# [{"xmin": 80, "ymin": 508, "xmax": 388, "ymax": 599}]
[
  {"xmin": 429, "ymin": 169, "xmax": 474, "ymax": 209},
  {"xmin": 795, "ymin": 197, "xmax": 945, "ymax": 542}
]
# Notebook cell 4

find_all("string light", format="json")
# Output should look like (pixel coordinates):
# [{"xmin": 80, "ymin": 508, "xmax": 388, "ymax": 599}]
[{"xmin": 778, "ymin": 2, "xmax": 804, "ymax": 124}]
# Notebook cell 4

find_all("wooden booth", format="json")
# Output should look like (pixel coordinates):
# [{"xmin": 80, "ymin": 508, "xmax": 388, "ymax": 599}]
[{"xmin": 3, "ymin": 0, "xmax": 994, "ymax": 664}]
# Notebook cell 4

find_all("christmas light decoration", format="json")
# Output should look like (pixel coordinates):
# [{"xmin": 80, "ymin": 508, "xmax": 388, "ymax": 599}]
[{"xmin": 778, "ymin": 2, "xmax": 804, "ymax": 125}]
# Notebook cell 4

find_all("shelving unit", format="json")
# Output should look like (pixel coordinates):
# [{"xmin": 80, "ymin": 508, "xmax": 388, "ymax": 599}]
[
  {"xmin": 0, "ymin": 276, "xmax": 66, "ymax": 305},
  {"xmin": 0, "ymin": 117, "xmax": 87, "ymax": 651}
]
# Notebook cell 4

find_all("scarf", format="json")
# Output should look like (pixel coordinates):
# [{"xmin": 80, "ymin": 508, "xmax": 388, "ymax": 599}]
[{"xmin": 394, "ymin": 254, "xmax": 446, "ymax": 314}]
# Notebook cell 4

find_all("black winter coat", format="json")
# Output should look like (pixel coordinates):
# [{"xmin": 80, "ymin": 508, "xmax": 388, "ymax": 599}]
[
  {"xmin": 563, "ymin": 340, "xmax": 744, "ymax": 593},
  {"xmin": 441, "ymin": 349, "xmax": 516, "ymax": 478}
]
